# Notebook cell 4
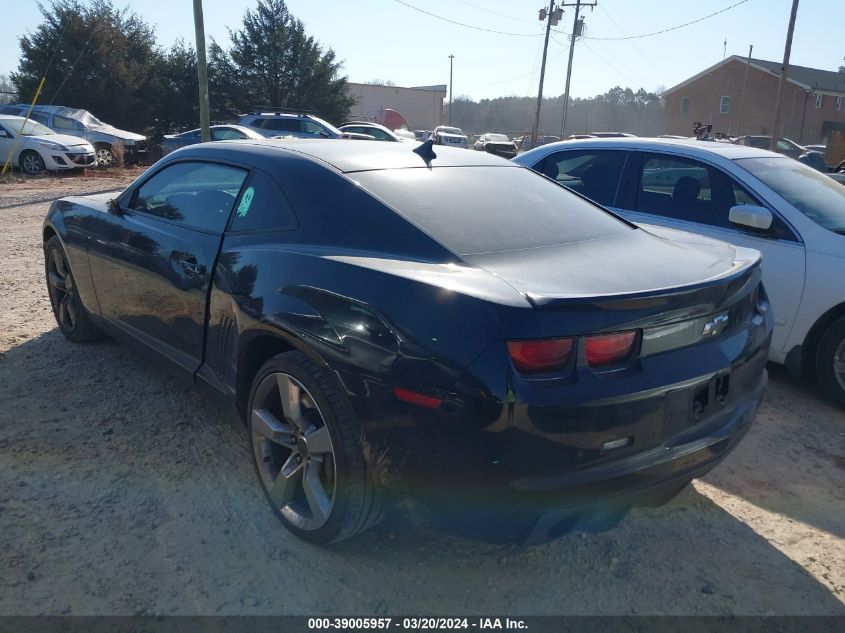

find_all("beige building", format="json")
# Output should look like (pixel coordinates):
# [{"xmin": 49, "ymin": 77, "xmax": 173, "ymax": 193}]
[
  {"xmin": 345, "ymin": 83, "xmax": 446, "ymax": 130},
  {"xmin": 664, "ymin": 56, "xmax": 845, "ymax": 144}
]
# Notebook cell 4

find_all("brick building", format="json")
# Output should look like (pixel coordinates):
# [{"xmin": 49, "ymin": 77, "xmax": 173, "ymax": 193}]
[{"xmin": 664, "ymin": 56, "xmax": 845, "ymax": 144}]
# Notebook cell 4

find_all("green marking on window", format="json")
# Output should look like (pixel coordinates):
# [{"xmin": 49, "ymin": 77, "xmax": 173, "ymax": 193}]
[{"xmin": 236, "ymin": 186, "xmax": 254, "ymax": 218}]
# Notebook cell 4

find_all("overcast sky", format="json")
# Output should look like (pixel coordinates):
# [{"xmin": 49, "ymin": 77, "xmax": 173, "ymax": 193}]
[{"xmin": 2, "ymin": 0, "xmax": 842, "ymax": 101}]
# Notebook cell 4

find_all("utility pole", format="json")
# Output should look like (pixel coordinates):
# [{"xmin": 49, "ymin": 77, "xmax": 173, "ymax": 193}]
[
  {"xmin": 559, "ymin": 1, "xmax": 596, "ymax": 137},
  {"xmin": 736, "ymin": 44, "xmax": 753, "ymax": 136},
  {"xmin": 448, "ymin": 54, "xmax": 454, "ymax": 126},
  {"xmin": 531, "ymin": 1, "xmax": 557, "ymax": 148},
  {"xmin": 193, "ymin": 0, "xmax": 210, "ymax": 142},
  {"xmin": 770, "ymin": 0, "xmax": 799, "ymax": 152}
]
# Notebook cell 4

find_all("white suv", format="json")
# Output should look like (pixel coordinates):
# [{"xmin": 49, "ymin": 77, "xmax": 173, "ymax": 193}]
[
  {"xmin": 515, "ymin": 138, "xmax": 845, "ymax": 407},
  {"xmin": 238, "ymin": 112, "xmax": 343, "ymax": 139},
  {"xmin": 431, "ymin": 126, "xmax": 469, "ymax": 149}
]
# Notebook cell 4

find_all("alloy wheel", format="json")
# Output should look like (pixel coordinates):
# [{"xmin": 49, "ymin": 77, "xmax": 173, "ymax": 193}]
[
  {"xmin": 47, "ymin": 248, "xmax": 78, "ymax": 331},
  {"xmin": 250, "ymin": 372, "xmax": 336, "ymax": 532},
  {"xmin": 22, "ymin": 152, "xmax": 45, "ymax": 174},
  {"xmin": 96, "ymin": 148, "xmax": 114, "ymax": 167}
]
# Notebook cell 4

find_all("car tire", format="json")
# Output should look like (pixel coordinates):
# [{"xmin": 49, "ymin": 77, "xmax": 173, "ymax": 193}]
[
  {"xmin": 94, "ymin": 144, "xmax": 114, "ymax": 167},
  {"xmin": 246, "ymin": 350, "xmax": 382, "ymax": 543},
  {"xmin": 20, "ymin": 150, "xmax": 46, "ymax": 175},
  {"xmin": 815, "ymin": 317, "xmax": 845, "ymax": 408},
  {"xmin": 44, "ymin": 236, "xmax": 101, "ymax": 343}
]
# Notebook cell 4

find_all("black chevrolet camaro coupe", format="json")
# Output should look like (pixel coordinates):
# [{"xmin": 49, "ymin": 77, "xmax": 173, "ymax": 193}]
[{"xmin": 43, "ymin": 139, "xmax": 772, "ymax": 544}]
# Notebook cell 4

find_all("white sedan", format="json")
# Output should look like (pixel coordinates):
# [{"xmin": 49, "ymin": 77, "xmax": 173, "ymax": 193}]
[
  {"xmin": 431, "ymin": 126, "xmax": 469, "ymax": 149},
  {"xmin": 0, "ymin": 115, "xmax": 96, "ymax": 174},
  {"xmin": 515, "ymin": 137, "xmax": 845, "ymax": 407}
]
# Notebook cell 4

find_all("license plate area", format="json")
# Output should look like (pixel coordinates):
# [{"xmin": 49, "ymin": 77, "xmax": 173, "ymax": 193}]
[{"xmin": 664, "ymin": 371, "xmax": 731, "ymax": 439}]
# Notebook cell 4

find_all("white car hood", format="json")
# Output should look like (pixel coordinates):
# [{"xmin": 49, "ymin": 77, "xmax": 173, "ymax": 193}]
[
  {"xmin": 28, "ymin": 133, "xmax": 94, "ymax": 149},
  {"xmin": 90, "ymin": 124, "xmax": 146, "ymax": 141},
  {"xmin": 438, "ymin": 133, "xmax": 467, "ymax": 141}
]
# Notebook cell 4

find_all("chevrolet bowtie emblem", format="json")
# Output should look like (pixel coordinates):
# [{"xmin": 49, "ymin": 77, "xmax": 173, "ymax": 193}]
[{"xmin": 702, "ymin": 313, "xmax": 730, "ymax": 337}]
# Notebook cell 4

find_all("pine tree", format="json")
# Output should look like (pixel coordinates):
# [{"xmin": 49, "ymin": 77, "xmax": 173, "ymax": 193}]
[{"xmin": 212, "ymin": 0, "xmax": 354, "ymax": 123}]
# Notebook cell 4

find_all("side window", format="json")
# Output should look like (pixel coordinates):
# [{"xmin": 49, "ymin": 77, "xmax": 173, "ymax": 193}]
[
  {"xmin": 228, "ymin": 171, "xmax": 297, "ymax": 232},
  {"xmin": 636, "ymin": 154, "xmax": 713, "ymax": 222},
  {"xmin": 53, "ymin": 115, "xmax": 80, "ymax": 131},
  {"xmin": 131, "ymin": 162, "xmax": 247, "ymax": 232},
  {"xmin": 732, "ymin": 183, "xmax": 760, "ymax": 206},
  {"xmin": 537, "ymin": 150, "xmax": 627, "ymax": 206},
  {"xmin": 636, "ymin": 153, "xmax": 779, "ymax": 232},
  {"xmin": 302, "ymin": 120, "xmax": 327, "ymax": 136},
  {"xmin": 261, "ymin": 118, "xmax": 301, "ymax": 132},
  {"xmin": 30, "ymin": 112, "xmax": 50, "ymax": 126},
  {"xmin": 211, "ymin": 127, "xmax": 243, "ymax": 141}
]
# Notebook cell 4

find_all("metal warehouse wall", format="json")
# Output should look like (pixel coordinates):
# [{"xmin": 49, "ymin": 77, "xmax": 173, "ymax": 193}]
[{"xmin": 346, "ymin": 83, "xmax": 446, "ymax": 131}]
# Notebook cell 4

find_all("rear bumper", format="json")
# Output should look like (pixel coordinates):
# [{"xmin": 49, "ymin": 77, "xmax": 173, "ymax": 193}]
[
  {"xmin": 346, "ymin": 324, "xmax": 770, "ymax": 542},
  {"xmin": 522, "ymin": 368, "xmax": 766, "ymax": 543}
]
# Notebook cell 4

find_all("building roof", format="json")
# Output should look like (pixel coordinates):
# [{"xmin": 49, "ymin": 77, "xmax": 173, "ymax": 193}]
[
  {"xmin": 346, "ymin": 82, "xmax": 447, "ymax": 95},
  {"xmin": 665, "ymin": 56, "xmax": 845, "ymax": 96}
]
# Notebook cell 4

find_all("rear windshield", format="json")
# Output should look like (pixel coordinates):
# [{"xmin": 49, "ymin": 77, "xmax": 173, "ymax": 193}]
[
  {"xmin": 736, "ymin": 156, "xmax": 845, "ymax": 234},
  {"xmin": 353, "ymin": 166, "xmax": 631, "ymax": 255}
]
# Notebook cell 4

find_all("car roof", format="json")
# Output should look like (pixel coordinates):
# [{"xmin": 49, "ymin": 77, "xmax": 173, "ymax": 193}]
[
  {"xmin": 180, "ymin": 124, "xmax": 255, "ymax": 134},
  {"xmin": 341, "ymin": 122, "xmax": 390, "ymax": 130},
  {"xmin": 521, "ymin": 136, "xmax": 779, "ymax": 161},
  {"xmin": 173, "ymin": 138, "xmax": 512, "ymax": 173},
  {"xmin": 5, "ymin": 103, "xmax": 92, "ymax": 120}
]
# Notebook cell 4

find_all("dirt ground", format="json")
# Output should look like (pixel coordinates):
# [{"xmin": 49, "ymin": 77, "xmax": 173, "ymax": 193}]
[{"xmin": 0, "ymin": 171, "xmax": 843, "ymax": 616}]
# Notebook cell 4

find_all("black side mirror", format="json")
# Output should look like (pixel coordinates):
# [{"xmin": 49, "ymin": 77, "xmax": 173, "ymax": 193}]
[{"xmin": 107, "ymin": 198, "xmax": 124, "ymax": 216}]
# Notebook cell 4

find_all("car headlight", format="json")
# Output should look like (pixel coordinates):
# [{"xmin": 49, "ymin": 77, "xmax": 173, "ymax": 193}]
[
  {"xmin": 38, "ymin": 141, "xmax": 69, "ymax": 151},
  {"xmin": 122, "ymin": 139, "xmax": 136, "ymax": 146}
]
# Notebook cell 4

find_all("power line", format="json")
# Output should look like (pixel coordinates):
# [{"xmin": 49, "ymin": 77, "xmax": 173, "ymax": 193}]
[
  {"xmin": 596, "ymin": 3, "xmax": 668, "ymax": 80},
  {"xmin": 41, "ymin": 18, "xmax": 70, "ymax": 80},
  {"xmin": 584, "ymin": 0, "xmax": 751, "ymax": 40},
  {"xmin": 49, "ymin": 23, "xmax": 100, "ymax": 104},
  {"xmin": 452, "ymin": 0, "xmax": 537, "ymax": 25},
  {"xmin": 389, "ymin": 0, "xmax": 541, "ymax": 37}
]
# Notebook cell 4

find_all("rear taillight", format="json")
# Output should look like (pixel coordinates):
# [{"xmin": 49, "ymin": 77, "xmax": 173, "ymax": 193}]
[
  {"xmin": 585, "ymin": 331, "xmax": 637, "ymax": 367},
  {"xmin": 507, "ymin": 338, "xmax": 574, "ymax": 374}
]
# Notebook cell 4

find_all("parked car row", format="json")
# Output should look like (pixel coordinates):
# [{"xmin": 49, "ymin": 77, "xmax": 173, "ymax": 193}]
[{"xmin": 0, "ymin": 104, "xmax": 147, "ymax": 169}]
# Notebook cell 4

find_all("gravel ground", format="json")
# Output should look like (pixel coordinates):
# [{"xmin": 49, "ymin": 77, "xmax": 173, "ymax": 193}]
[{"xmin": 1, "ymin": 171, "xmax": 843, "ymax": 616}]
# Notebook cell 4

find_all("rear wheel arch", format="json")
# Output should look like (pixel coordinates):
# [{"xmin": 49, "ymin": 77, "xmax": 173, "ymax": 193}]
[
  {"xmin": 235, "ymin": 329, "xmax": 332, "ymax": 422},
  {"xmin": 43, "ymin": 224, "xmax": 58, "ymax": 244},
  {"xmin": 800, "ymin": 301, "xmax": 845, "ymax": 375}
]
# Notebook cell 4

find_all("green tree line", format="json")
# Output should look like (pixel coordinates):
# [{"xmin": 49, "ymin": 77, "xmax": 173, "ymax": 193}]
[
  {"xmin": 10, "ymin": 0, "xmax": 353, "ymax": 138},
  {"xmin": 449, "ymin": 86, "xmax": 666, "ymax": 138}
]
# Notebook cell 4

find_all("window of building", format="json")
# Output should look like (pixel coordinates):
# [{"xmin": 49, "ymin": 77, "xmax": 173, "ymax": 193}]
[
  {"xmin": 815, "ymin": 94, "xmax": 824, "ymax": 109},
  {"xmin": 719, "ymin": 95, "xmax": 731, "ymax": 114},
  {"xmin": 681, "ymin": 98, "xmax": 690, "ymax": 114},
  {"xmin": 836, "ymin": 96, "xmax": 843, "ymax": 112}
]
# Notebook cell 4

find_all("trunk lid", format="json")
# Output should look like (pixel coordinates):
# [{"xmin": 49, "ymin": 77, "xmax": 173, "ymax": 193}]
[{"xmin": 463, "ymin": 226, "xmax": 761, "ymax": 334}]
